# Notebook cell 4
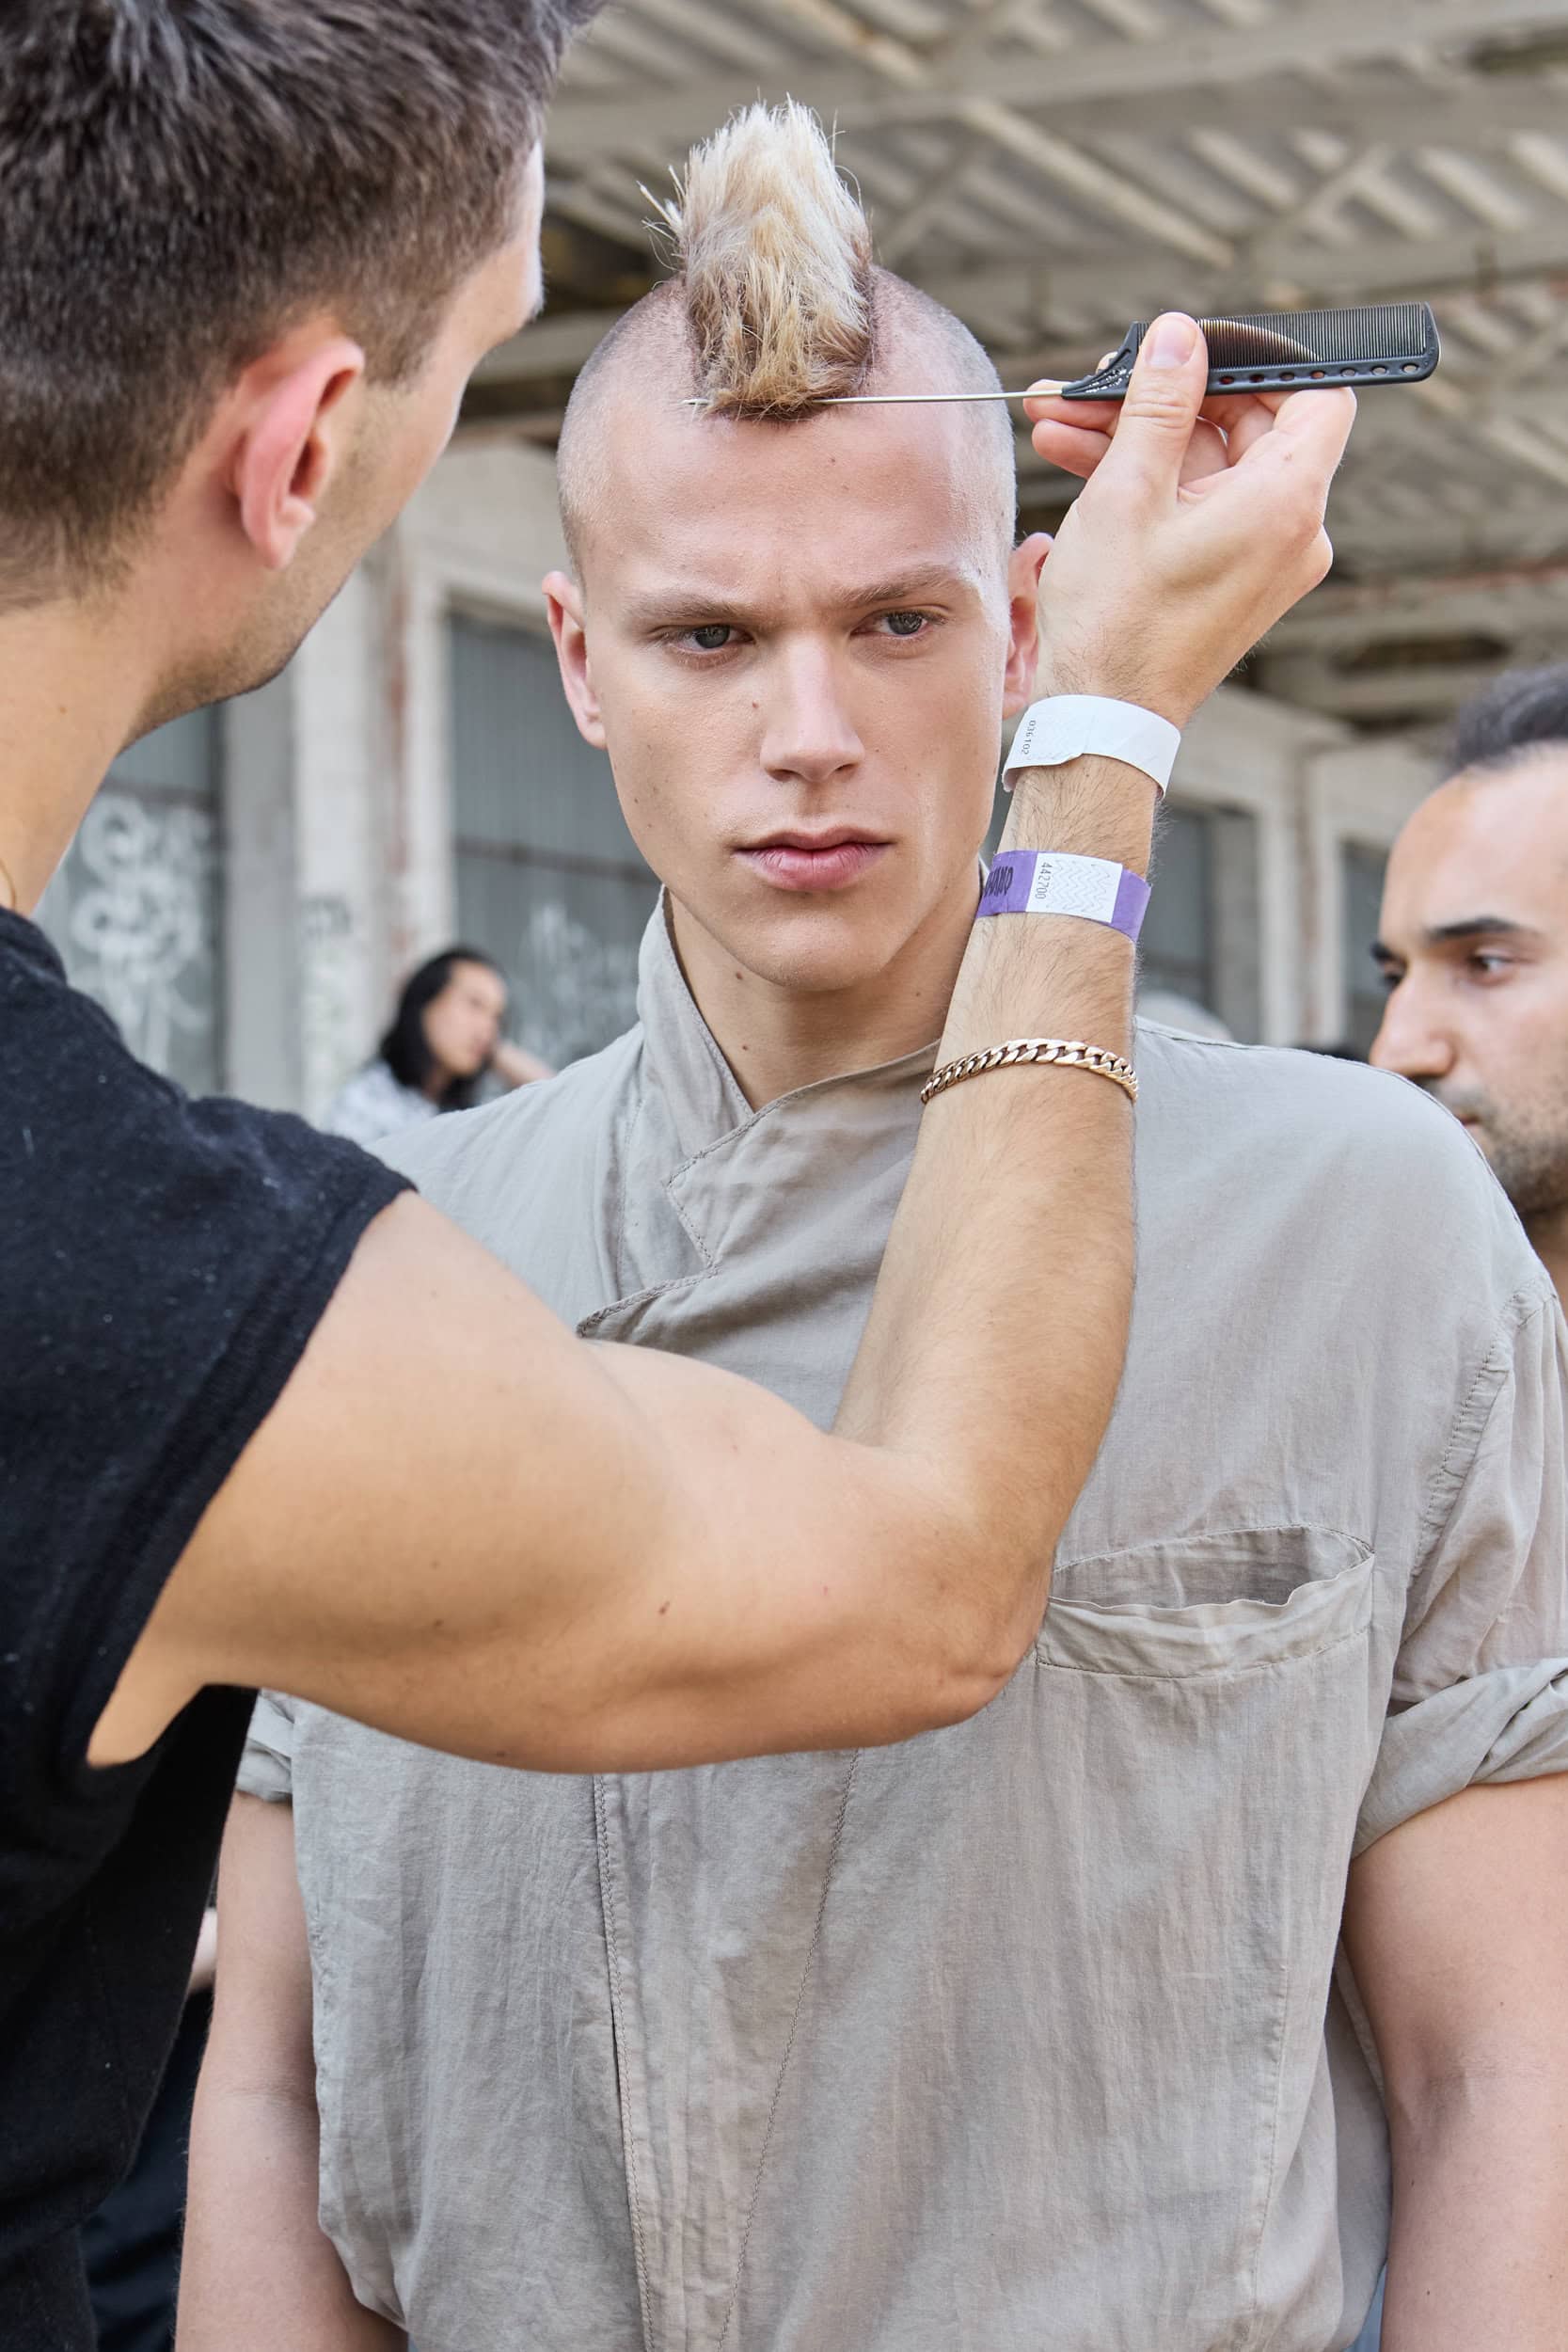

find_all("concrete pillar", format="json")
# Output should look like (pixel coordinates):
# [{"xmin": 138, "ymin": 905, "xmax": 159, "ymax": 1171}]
[{"xmin": 221, "ymin": 554, "xmax": 399, "ymax": 1118}]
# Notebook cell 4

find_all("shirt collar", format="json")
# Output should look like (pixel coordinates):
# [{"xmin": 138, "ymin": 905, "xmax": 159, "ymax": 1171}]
[{"xmin": 634, "ymin": 890, "xmax": 941, "ymax": 1168}]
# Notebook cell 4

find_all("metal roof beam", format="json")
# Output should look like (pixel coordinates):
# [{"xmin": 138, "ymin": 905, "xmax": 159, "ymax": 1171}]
[
  {"xmin": 550, "ymin": 1, "xmax": 1568, "ymax": 155},
  {"xmin": 1257, "ymin": 652, "xmax": 1516, "ymax": 718},
  {"xmin": 920, "ymin": 219, "xmax": 1568, "ymax": 330},
  {"xmin": 1271, "ymin": 563, "xmax": 1568, "ymax": 650},
  {"xmin": 760, "ymin": 0, "xmax": 1238, "ymax": 272}
]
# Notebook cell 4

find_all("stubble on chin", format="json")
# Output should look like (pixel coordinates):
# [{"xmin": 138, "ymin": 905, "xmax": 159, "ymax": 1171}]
[{"xmin": 1427, "ymin": 1081, "xmax": 1568, "ymax": 1220}]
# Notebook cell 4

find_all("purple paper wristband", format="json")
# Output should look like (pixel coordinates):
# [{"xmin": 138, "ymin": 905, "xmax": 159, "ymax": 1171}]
[{"xmin": 977, "ymin": 850, "xmax": 1150, "ymax": 943}]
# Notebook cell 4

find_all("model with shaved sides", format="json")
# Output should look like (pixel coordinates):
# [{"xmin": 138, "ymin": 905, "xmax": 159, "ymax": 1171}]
[
  {"xmin": 0, "ymin": 12, "xmax": 1355, "ymax": 2333},
  {"xmin": 187, "ymin": 107, "xmax": 1568, "ymax": 2352}
]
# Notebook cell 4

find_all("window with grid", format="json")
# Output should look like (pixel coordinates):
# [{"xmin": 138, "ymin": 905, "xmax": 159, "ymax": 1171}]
[
  {"xmin": 450, "ymin": 613, "xmax": 658, "ymax": 1070},
  {"xmin": 1138, "ymin": 800, "xmax": 1262, "ymax": 1041}
]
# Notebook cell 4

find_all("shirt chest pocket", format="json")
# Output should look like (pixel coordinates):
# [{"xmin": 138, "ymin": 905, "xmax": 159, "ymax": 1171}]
[
  {"xmin": 1040, "ymin": 1524, "xmax": 1378, "ymax": 1677},
  {"xmin": 1022, "ymin": 1527, "xmax": 1383, "ymax": 2328}
]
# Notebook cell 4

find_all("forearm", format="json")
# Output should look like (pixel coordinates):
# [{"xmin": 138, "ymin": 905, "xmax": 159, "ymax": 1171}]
[
  {"xmin": 180, "ymin": 2077, "xmax": 404, "ymax": 2350},
  {"xmin": 838, "ymin": 755, "xmax": 1152, "ymax": 1656},
  {"xmin": 1380, "ymin": 2079, "xmax": 1568, "ymax": 2351}
]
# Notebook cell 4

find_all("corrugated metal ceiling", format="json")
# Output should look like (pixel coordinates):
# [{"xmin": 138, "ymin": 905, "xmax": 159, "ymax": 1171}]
[{"xmin": 473, "ymin": 0, "xmax": 1568, "ymax": 723}]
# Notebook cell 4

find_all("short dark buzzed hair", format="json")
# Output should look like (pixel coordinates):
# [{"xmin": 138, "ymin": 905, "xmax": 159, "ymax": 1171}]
[
  {"xmin": 1449, "ymin": 663, "xmax": 1568, "ymax": 779},
  {"xmin": 0, "ymin": 0, "xmax": 602, "ymax": 606}
]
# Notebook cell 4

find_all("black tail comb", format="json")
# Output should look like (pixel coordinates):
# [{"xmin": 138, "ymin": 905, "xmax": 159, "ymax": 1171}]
[{"xmin": 1062, "ymin": 302, "xmax": 1440, "ymax": 400}]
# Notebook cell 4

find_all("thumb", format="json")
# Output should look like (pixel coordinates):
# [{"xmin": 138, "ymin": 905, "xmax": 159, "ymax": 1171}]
[{"xmin": 1107, "ymin": 312, "xmax": 1208, "ymax": 497}]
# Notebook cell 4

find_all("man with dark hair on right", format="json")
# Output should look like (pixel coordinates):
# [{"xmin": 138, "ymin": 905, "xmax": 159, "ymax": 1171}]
[
  {"xmin": 0, "ymin": 7, "xmax": 1359, "ymax": 2342},
  {"xmin": 1373, "ymin": 664, "xmax": 1568, "ymax": 1306}
]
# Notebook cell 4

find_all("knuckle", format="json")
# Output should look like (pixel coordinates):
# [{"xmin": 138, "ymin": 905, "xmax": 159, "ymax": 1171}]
[
  {"xmin": 1124, "ymin": 390, "xmax": 1194, "ymax": 434},
  {"xmin": 1297, "ymin": 530, "xmax": 1332, "ymax": 590}
]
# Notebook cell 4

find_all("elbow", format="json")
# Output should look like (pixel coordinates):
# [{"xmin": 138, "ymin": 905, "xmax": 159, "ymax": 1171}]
[
  {"xmin": 948, "ymin": 1605, "xmax": 1041, "ymax": 1723},
  {"xmin": 883, "ymin": 1578, "xmax": 1046, "ymax": 1742},
  {"xmin": 877, "ymin": 1646, "xmax": 1024, "ymax": 1745},
  {"xmin": 946, "ymin": 1502, "xmax": 1057, "ymax": 1705},
  {"xmin": 819, "ymin": 1467, "xmax": 1056, "ymax": 1744},
  {"xmin": 916, "ymin": 1654, "xmax": 1022, "ymax": 1737}
]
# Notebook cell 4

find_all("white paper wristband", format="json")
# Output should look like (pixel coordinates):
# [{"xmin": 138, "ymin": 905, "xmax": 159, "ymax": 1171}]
[{"xmin": 1003, "ymin": 696, "xmax": 1180, "ymax": 798}]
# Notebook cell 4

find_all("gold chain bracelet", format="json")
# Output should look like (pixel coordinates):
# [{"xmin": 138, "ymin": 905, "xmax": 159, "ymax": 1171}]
[{"xmin": 921, "ymin": 1036, "xmax": 1138, "ymax": 1106}]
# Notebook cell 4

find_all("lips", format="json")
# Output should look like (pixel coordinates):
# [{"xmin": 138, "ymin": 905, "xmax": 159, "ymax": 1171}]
[{"xmin": 737, "ymin": 833, "xmax": 890, "ymax": 893}]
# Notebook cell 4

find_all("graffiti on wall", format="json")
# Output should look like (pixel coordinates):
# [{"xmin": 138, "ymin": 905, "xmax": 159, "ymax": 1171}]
[
  {"xmin": 519, "ymin": 900, "xmax": 643, "ymax": 1069},
  {"xmin": 299, "ymin": 891, "xmax": 361, "ymax": 1117},
  {"xmin": 50, "ymin": 790, "xmax": 218, "ymax": 1087}
]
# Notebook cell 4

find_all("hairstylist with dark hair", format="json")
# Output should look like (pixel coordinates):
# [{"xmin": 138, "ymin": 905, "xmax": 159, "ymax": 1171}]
[
  {"xmin": 325, "ymin": 948, "xmax": 553, "ymax": 1146},
  {"xmin": 0, "ymin": 4, "xmax": 1354, "ymax": 2338}
]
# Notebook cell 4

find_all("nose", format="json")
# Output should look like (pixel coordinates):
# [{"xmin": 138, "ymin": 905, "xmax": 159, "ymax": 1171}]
[
  {"xmin": 1370, "ymin": 975, "xmax": 1455, "ymax": 1084},
  {"xmin": 757, "ymin": 639, "xmax": 864, "ymax": 787}
]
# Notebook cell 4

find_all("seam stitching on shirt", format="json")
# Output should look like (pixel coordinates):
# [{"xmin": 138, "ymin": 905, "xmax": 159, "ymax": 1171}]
[
  {"xmin": 717, "ymin": 1751, "xmax": 862, "ymax": 2352},
  {"xmin": 610, "ymin": 1084, "xmax": 650, "ymax": 1295},
  {"xmin": 578, "ymin": 1268, "xmax": 713, "ymax": 1337},
  {"xmin": 1411, "ymin": 1289, "xmax": 1548, "ymax": 1581},
  {"xmin": 593, "ymin": 1778, "xmax": 656, "ymax": 2352},
  {"xmin": 663, "ymin": 1167, "xmax": 722, "ymax": 1274},
  {"xmin": 1245, "ymin": 1949, "xmax": 1294, "ymax": 2347},
  {"xmin": 1037, "ymin": 1610, "xmax": 1374, "ymax": 1682},
  {"xmin": 1053, "ymin": 1520, "xmax": 1370, "ymax": 1572}
]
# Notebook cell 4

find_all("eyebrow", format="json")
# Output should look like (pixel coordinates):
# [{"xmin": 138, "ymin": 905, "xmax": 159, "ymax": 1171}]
[
  {"xmin": 620, "ymin": 563, "xmax": 973, "ymax": 633},
  {"xmin": 1371, "ymin": 915, "xmax": 1542, "ymax": 965}
]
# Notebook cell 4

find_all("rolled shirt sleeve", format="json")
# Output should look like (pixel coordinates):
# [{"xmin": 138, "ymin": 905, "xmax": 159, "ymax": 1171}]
[
  {"xmin": 236, "ymin": 1690, "xmax": 298, "ymax": 1805},
  {"xmin": 1356, "ymin": 1288, "xmax": 1568, "ymax": 1854}
]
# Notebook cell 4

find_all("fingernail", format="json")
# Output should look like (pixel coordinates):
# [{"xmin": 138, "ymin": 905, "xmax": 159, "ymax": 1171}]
[
  {"xmin": 1146, "ymin": 312, "xmax": 1198, "ymax": 368},
  {"xmin": 1024, "ymin": 378, "xmax": 1055, "ymax": 396}
]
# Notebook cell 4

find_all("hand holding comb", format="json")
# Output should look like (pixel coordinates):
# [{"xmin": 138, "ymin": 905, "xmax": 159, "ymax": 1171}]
[{"xmin": 823, "ymin": 303, "xmax": 1439, "ymax": 405}]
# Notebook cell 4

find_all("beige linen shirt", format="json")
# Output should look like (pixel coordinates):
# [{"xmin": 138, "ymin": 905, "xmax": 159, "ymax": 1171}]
[{"xmin": 244, "ymin": 902, "xmax": 1568, "ymax": 2352}]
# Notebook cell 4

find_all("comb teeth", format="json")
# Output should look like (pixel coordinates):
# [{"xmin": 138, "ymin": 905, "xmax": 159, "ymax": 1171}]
[{"xmin": 1186, "ymin": 304, "xmax": 1435, "ymax": 369}]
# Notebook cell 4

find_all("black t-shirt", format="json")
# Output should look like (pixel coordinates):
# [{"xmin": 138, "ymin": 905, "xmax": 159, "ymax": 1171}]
[{"xmin": 0, "ymin": 910, "xmax": 409, "ymax": 2345}]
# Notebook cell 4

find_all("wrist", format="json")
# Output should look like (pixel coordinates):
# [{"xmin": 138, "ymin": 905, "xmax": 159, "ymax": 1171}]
[
  {"xmin": 1003, "ymin": 758, "xmax": 1157, "ymax": 875},
  {"xmin": 1037, "ymin": 670, "xmax": 1196, "ymax": 733}
]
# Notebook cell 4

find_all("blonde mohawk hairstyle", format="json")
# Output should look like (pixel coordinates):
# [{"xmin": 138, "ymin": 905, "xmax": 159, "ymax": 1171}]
[{"xmin": 651, "ymin": 102, "xmax": 875, "ymax": 417}]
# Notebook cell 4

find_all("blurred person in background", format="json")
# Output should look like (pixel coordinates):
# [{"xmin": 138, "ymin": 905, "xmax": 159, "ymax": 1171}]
[
  {"xmin": 1372, "ymin": 664, "xmax": 1568, "ymax": 1306},
  {"xmin": 325, "ymin": 946, "xmax": 553, "ymax": 1146}
]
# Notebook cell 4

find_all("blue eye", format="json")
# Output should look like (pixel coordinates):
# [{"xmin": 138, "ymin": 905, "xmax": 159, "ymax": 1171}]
[
  {"xmin": 883, "ymin": 610, "xmax": 927, "ymax": 637},
  {"xmin": 690, "ymin": 625, "xmax": 733, "ymax": 652}
]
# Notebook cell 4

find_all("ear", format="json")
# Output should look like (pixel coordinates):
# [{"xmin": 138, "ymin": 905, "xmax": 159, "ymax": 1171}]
[
  {"xmin": 544, "ymin": 569, "xmax": 608, "ymax": 751},
  {"xmin": 230, "ymin": 334, "xmax": 367, "ymax": 572},
  {"xmin": 1002, "ymin": 531, "xmax": 1053, "ymax": 718}
]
